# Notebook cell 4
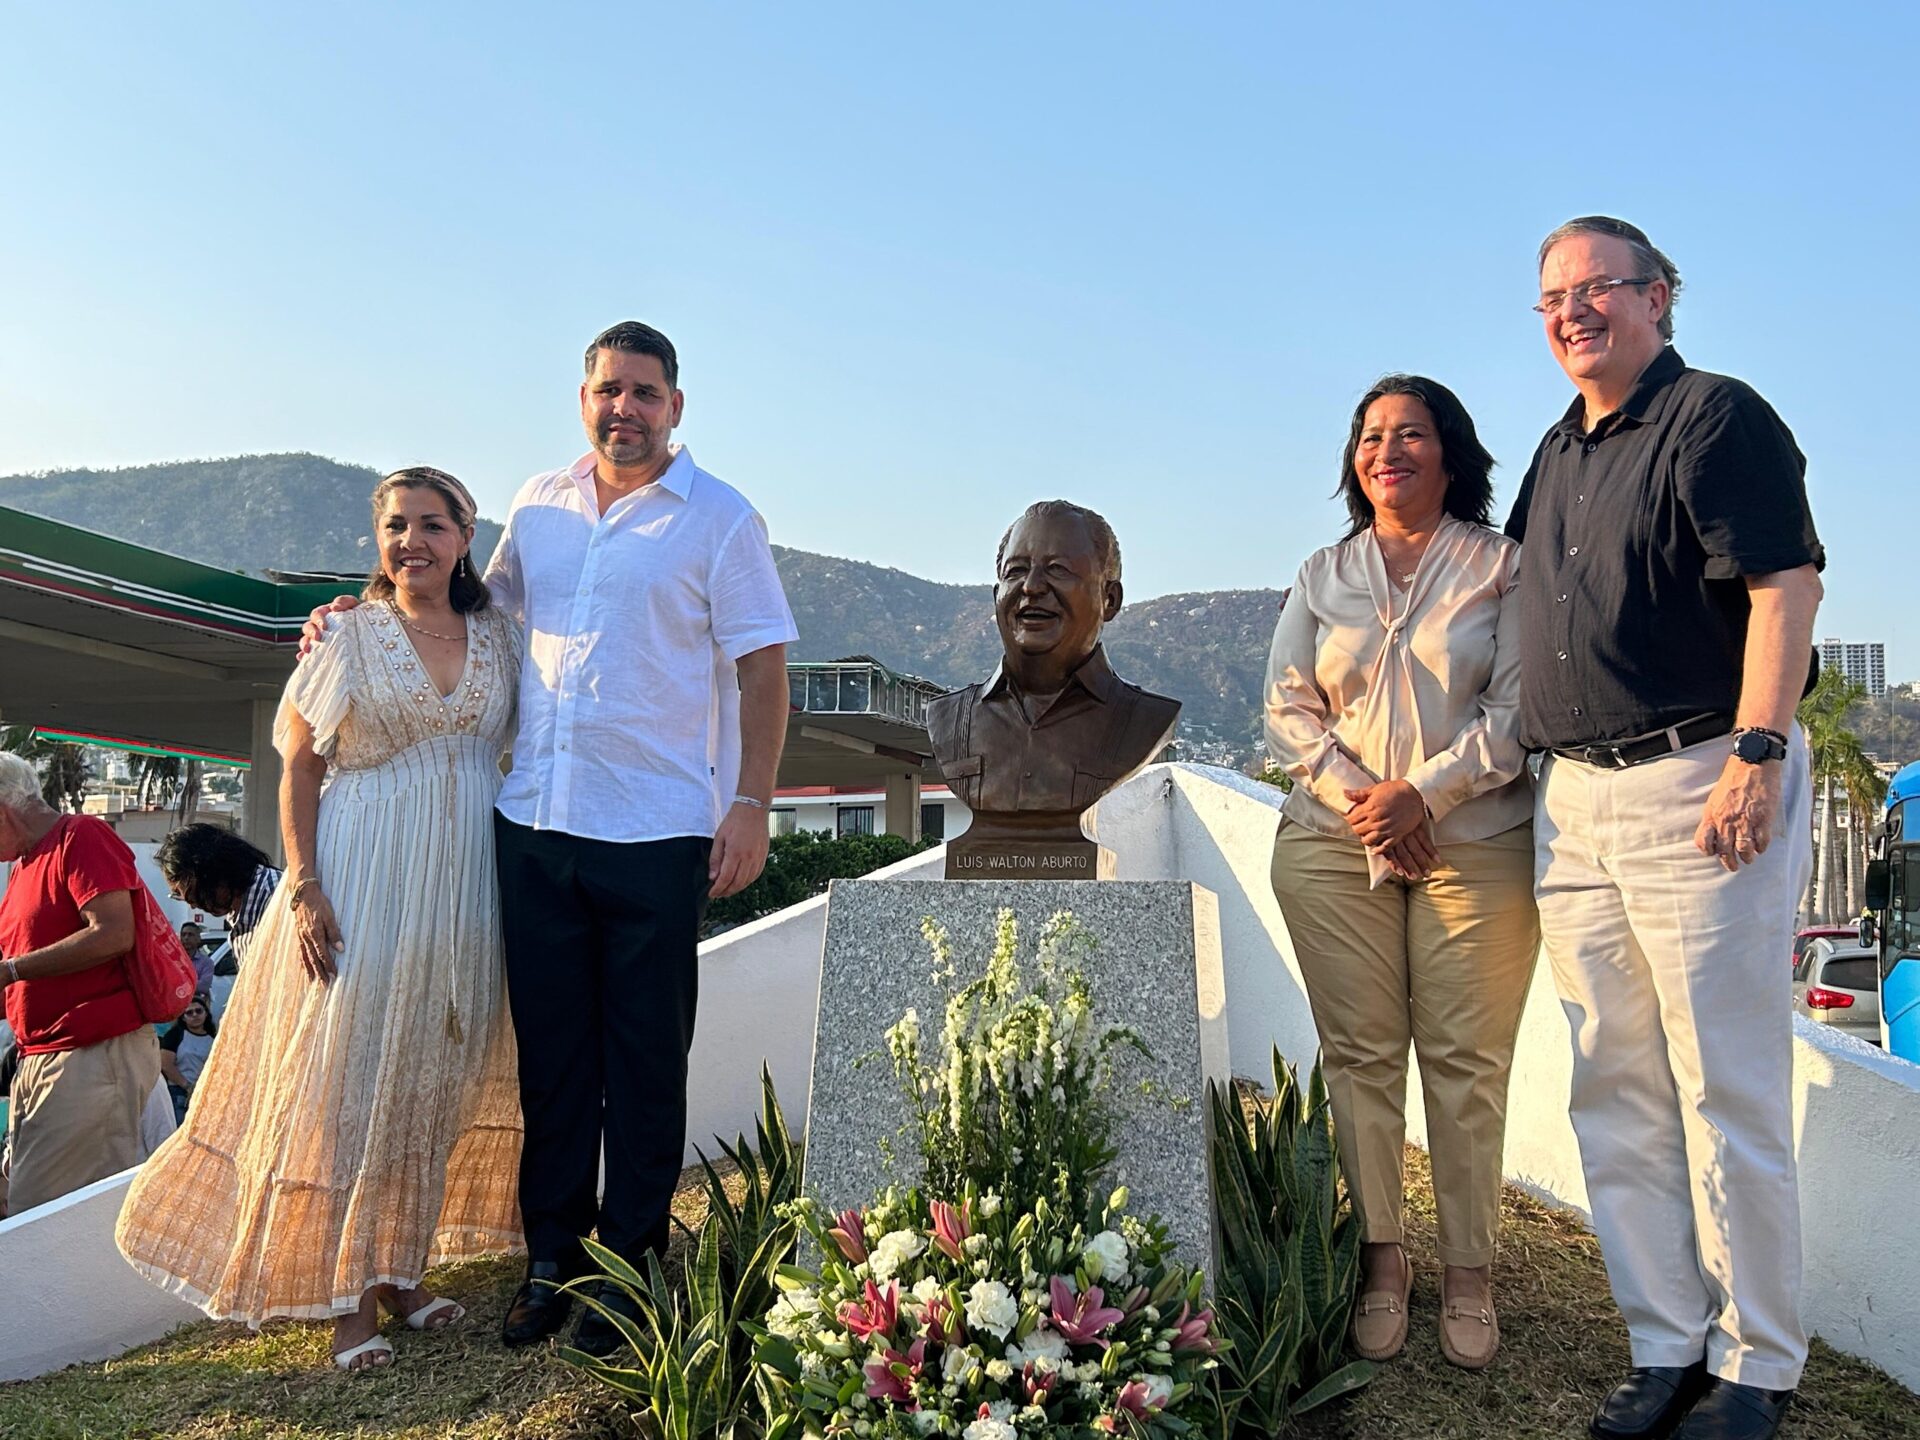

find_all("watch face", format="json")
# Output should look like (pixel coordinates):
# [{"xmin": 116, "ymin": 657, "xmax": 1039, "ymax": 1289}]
[{"xmin": 1734, "ymin": 732, "xmax": 1777, "ymax": 762}]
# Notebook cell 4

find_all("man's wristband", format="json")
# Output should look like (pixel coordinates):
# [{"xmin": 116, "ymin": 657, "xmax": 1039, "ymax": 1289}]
[
  {"xmin": 2, "ymin": 957, "xmax": 20, "ymax": 985},
  {"xmin": 732, "ymin": 794, "xmax": 766, "ymax": 810}
]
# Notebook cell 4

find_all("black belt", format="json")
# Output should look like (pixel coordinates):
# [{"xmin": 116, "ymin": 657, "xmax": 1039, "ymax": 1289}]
[{"xmin": 1549, "ymin": 713, "xmax": 1734, "ymax": 770}]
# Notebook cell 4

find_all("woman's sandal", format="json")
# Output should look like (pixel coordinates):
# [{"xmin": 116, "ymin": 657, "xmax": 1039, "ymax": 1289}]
[
  {"xmin": 332, "ymin": 1334, "xmax": 394, "ymax": 1372},
  {"xmin": 402, "ymin": 1295, "xmax": 466, "ymax": 1331}
]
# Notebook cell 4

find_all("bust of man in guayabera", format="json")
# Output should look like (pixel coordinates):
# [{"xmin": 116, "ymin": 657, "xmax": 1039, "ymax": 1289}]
[{"xmin": 927, "ymin": 500, "xmax": 1181, "ymax": 846}]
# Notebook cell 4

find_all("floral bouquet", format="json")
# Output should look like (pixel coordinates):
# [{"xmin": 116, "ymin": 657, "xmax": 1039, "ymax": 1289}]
[{"xmin": 752, "ymin": 910, "xmax": 1225, "ymax": 1439}]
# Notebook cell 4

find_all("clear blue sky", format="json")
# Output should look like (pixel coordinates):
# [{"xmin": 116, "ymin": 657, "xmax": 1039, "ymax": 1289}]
[{"xmin": 3, "ymin": 5, "xmax": 1913, "ymax": 675}]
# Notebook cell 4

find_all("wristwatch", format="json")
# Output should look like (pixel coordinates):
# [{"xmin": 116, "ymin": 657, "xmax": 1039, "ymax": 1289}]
[{"xmin": 1731, "ymin": 727, "xmax": 1789, "ymax": 764}]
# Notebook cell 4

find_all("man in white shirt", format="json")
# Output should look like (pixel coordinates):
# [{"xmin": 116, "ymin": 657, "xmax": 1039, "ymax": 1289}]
[
  {"xmin": 488, "ymin": 322, "xmax": 797, "ymax": 1354},
  {"xmin": 304, "ymin": 321, "xmax": 795, "ymax": 1356}
]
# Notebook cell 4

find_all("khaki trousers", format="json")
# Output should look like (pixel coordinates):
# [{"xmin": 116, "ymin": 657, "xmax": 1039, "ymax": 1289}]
[
  {"xmin": 1271, "ymin": 819, "xmax": 1539, "ymax": 1266},
  {"xmin": 1536, "ymin": 734, "xmax": 1810, "ymax": 1390},
  {"xmin": 5, "ymin": 1025, "xmax": 159, "ymax": 1215}
]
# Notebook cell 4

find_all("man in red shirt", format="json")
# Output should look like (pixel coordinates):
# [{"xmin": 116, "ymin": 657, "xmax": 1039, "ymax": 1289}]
[{"xmin": 0, "ymin": 752, "xmax": 159, "ymax": 1215}]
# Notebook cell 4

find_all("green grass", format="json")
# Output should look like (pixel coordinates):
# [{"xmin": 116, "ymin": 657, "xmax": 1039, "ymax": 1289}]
[{"xmin": 3, "ymin": 1152, "xmax": 1913, "ymax": 1439}]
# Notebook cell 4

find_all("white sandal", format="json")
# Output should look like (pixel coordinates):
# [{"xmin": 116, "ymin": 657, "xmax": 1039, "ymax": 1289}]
[
  {"xmin": 333, "ymin": 1333, "xmax": 394, "ymax": 1371},
  {"xmin": 403, "ymin": 1295, "xmax": 466, "ymax": 1331}
]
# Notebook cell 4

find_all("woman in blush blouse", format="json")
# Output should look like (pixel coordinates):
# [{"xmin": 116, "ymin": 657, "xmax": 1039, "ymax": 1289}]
[{"xmin": 1264, "ymin": 375, "xmax": 1538, "ymax": 1371}]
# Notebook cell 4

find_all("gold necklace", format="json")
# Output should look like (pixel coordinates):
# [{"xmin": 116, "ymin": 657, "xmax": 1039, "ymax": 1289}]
[{"xmin": 393, "ymin": 606, "xmax": 466, "ymax": 643}]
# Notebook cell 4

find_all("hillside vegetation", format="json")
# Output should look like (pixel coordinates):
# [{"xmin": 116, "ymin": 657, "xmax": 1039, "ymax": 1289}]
[{"xmin": 1, "ymin": 454, "xmax": 1282, "ymax": 764}]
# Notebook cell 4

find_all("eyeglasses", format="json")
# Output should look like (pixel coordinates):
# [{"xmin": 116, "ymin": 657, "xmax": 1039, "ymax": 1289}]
[{"xmin": 1533, "ymin": 276, "xmax": 1654, "ymax": 315}]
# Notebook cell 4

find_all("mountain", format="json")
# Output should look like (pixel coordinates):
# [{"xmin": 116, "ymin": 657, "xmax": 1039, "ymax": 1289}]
[{"xmin": 0, "ymin": 453, "xmax": 1278, "ymax": 765}]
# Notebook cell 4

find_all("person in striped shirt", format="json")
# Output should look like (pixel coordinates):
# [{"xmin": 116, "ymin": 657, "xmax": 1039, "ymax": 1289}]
[{"xmin": 154, "ymin": 825, "xmax": 282, "ymax": 968}]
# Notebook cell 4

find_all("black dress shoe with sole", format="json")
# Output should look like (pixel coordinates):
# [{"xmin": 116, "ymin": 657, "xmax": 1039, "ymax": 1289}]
[
  {"xmin": 1591, "ymin": 1362, "xmax": 1711, "ymax": 1440},
  {"xmin": 501, "ymin": 1261, "xmax": 574, "ymax": 1348},
  {"xmin": 1676, "ymin": 1382, "xmax": 1793, "ymax": 1440},
  {"xmin": 571, "ymin": 1281, "xmax": 644, "ymax": 1359}
]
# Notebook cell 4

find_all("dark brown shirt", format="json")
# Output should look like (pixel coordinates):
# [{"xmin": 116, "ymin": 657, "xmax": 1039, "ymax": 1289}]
[{"xmin": 927, "ymin": 646, "xmax": 1179, "ymax": 823}]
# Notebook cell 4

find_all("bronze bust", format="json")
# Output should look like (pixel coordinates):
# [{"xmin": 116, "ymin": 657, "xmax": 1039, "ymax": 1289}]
[{"xmin": 928, "ymin": 500, "xmax": 1180, "ymax": 878}]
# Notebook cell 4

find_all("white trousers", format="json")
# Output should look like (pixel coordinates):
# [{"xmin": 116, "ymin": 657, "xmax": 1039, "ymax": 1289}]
[{"xmin": 1536, "ymin": 731, "xmax": 1810, "ymax": 1391}]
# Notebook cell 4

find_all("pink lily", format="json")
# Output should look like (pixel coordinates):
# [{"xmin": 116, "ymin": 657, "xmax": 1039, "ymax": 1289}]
[
  {"xmin": 921, "ymin": 1290, "xmax": 967, "ymax": 1346},
  {"xmin": 1169, "ymin": 1302, "xmax": 1218, "ymax": 1356},
  {"xmin": 863, "ymin": 1338, "xmax": 927, "ymax": 1404},
  {"xmin": 838, "ymin": 1279, "xmax": 899, "ymax": 1342},
  {"xmin": 1022, "ymin": 1359, "xmax": 1058, "ymax": 1404},
  {"xmin": 828, "ymin": 1208, "xmax": 869, "ymax": 1263},
  {"xmin": 1094, "ymin": 1379, "xmax": 1167, "ymax": 1433},
  {"xmin": 928, "ymin": 1198, "xmax": 973, "ymax": 1261},
  {"xmin": 1049, "ymin": 1274, "xmax": 1126, "ymax": 1348}
]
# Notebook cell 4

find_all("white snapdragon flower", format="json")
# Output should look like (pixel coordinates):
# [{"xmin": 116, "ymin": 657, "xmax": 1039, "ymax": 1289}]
[
  {"xmin": 870, "ymin": 1229, "xmax": 928, "ymax": 1281},
  {"xmin": 1083, "ymin": 1230, "xmax": 1130, "ymax": 1283},
  {"xmin": 941, "ymin": 1346, "xmax": 980, "ymax": 1386},
  {"xmin": 965, "ymin": 1280, "xmax": 1019, "ymax": 1339},
  {"xmin": 963, "ymin": 1420, "xmax": 1016, "ymax": 1440}
]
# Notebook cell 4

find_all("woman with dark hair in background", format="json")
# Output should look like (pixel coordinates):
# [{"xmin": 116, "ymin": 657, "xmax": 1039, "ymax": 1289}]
[
  {"xmin": 155, "ymin": 826, "xmax": 281, "ymax": 971},
  {"xmin": 1263, "ymin": 376, "xmax": 1539, "ymax": 1369},
  {"xmin": 118, "ymin": 467, "xmax": 524, "ymax": 1371}
]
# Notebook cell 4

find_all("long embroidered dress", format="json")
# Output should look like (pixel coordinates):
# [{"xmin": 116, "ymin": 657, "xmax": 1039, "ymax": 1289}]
[{"xmin": 116, "ymin": 600, "xmax": 525, "ymax": 1322}]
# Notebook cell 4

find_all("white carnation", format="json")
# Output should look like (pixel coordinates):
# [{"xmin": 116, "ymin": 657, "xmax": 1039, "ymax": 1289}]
[
  {"xmin": 911, "ymin": 1276, "xmax": 943, "ymax": 1306},
  {"xmin": 870, "ymin": 1229, "xmax": 928, "ymax": 1281},
  {"xmin": 978, "ymin": 1194, "xmax": 1002, "ymax": 1219},
  {"xmin": 1005, "ymin": 1325, "xmax": 1069, "ymax": 1364},
  {"xmin": 963, "ymin": 1421, "xmax": 1016, "ymax": 1440},
  {"xmin": 1083, "ymin": 1229, "xmax": 1130, "ymax": 1283},
  {"xmin": 965, "ymin": 1279, "xmax": 1019, "ymax": 1339},
  {"xmin": 985, "ymin": 1358, "xmax": 1014, "ymax": 1383}
]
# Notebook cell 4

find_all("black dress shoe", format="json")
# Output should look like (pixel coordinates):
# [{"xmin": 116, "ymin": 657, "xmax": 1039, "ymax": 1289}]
[
  {"xmin": 1676, "ymin": 1382, "xmax": 1793, "ymax": 1440},
  {"xmin": 1591, "ymin": 1362, "xmax": 1711, "ymax": 1440},
  {"xmin": 571, "ymin": 1280, "xmax": 644, "ymax": 1359},
  {"xmin": 501, "ymin": 1261, "xmax": 574, "ymax": 1347}
]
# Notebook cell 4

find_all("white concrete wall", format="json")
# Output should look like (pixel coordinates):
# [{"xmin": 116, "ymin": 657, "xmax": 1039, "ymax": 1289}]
[
  {"xmin": 0, "ymin": 1170, "xmax": 202, "ymax": 1383},
  {"xmin": 8, "ymin": 763, "xmax": 1920, "ymax": 1390}
]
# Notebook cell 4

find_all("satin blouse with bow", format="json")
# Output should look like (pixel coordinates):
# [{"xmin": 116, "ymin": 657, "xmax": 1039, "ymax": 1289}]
[{"xmin": 1263, "ymin": 518, "xmax": 1531, "ymax": 853}]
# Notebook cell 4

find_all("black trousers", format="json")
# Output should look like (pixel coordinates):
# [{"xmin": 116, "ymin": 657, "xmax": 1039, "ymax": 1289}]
[{"xmin": 495, "ymin": 814, "xmax": 711, "ymax": 1268}]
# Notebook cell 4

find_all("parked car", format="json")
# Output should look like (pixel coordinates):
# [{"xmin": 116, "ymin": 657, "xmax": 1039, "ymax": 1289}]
[
  {"xmin": 1792, "ymin": 939, "xmax": 1883, "ymax": 1046},
  {"xmin": 1792, "ymin": 925, "xmax": 1858, "ymax": 970}
]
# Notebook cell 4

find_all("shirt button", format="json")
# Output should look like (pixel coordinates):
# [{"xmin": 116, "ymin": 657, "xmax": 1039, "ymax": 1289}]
[
  {"xmin": 1558, "ymin": 651, "xmax": 1569, "ymax": 661},
  {"xmin": 1568, "ymin": 545, "xmax": 1579, "ymax": 557},
  {"xmin": 1584, "ymin": 442, "xmax": 1597, "ymax": 454},
  {"xmin": 1557, "ymin": 593, "xmax": 1568, "ymax": 603},
  {"xmin": 1572, "ymin": 706, "xmax": 1583, "ymax": 717},
  {"xmin": 1576, "ymin": 494, "xmax": 1586, "ymax": 504}
]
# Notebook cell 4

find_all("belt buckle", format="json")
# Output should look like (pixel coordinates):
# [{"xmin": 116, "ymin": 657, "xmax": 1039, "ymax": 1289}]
[{"xmin": 1583, "ymin": 744, "xmax": 1628, "ymax": 770}]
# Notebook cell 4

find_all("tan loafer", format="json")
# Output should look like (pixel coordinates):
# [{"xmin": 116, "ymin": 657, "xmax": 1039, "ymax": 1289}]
[
  {"xmin": 1438, "ymin": 1293, "xmax": 1499, "ymax": 1369},
  {"xmin": 1351, "ymin": 1254, "xmax": 1413, "ymax": 1361}
]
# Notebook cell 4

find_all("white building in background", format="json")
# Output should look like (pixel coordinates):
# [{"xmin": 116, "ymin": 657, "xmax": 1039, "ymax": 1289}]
[
  {"xmin": 1818, "ymin": 638, "xmax": 1887, "ymax": 697},
  {"xmin": 770, "ymin": 784, "xmax": 970, "ymax": 843}
]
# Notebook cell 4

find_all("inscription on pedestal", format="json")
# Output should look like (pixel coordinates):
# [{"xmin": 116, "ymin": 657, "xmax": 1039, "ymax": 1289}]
[{"xmin": 945, "ymin": 838, "xmax": 1116, "ymax": 880}]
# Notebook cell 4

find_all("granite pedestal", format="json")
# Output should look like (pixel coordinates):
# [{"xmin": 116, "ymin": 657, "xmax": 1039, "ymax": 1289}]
[{"xmin": 802, "ymin": 879, "xmax": 1229, "ymax": 1274}]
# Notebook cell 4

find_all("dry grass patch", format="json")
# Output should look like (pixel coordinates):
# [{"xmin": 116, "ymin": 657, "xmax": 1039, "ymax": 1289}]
[{"xmin": 3, "ymin": 1151, "xmax": 1913, "ymax": 1439}]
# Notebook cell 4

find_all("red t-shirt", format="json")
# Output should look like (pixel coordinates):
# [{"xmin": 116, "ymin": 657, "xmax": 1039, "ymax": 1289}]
[{"xmin": 0, "ymin": 814, "xmax": 145, "ymax": 1055}]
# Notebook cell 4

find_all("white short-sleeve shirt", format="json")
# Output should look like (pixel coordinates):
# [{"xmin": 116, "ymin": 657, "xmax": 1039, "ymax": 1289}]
[{"xmin": 486, "ymin": 445, "xmax": 798, "ymax": 843}]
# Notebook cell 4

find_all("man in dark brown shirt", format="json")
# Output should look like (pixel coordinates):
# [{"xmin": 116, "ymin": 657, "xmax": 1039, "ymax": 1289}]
[{"xmin": 928, "ymin": 501, "xmax": 1178, "ymax": 843}]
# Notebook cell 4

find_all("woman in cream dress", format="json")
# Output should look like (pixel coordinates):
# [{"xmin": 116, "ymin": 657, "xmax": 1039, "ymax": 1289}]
[
  {"xmin": 117, "ymin": 468, "xmax": 523, "ymax": 1370},
  {"xmin": 1265, "ymin": 376, "xmax": 1538, "ymax": 1371}
]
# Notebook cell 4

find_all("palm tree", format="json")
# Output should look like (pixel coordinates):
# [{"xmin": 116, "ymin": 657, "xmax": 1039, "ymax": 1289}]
[
  {"xmin": 0, "ymin": 726, "xmax": 90, "ymax": 811},
  {"xmin": 1799, "ymin": 668, "xmax": 1869, "ymax": 924},
  {"xmin": 1842, "ymin": 752, "xmax": 1888, "ymax": 919}
]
